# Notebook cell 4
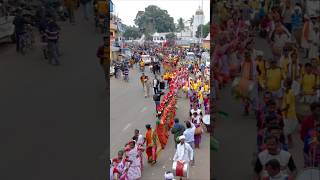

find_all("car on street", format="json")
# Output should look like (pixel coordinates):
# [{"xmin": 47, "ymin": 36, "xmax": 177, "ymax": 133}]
[{"xmin": 141, "ymin": 55, "xmax": 151, "ymax": 65}]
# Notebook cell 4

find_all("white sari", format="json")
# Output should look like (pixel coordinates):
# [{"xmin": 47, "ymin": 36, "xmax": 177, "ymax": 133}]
[{"xmin": 126, "ymin": 147, "xmax": 142, "ymax": 180}]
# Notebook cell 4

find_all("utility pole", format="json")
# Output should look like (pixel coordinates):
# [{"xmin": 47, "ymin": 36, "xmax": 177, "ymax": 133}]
[{"xmin": 200, "ymin": 0, "xmax": 203, "ymax": 44}]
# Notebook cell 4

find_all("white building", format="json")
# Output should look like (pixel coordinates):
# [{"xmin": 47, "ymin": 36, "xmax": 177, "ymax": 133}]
[
  {"xmin": 152, "ymin": 32, "xmax": 169, "ymax": 44},
  {"xmin": 176, "ymin": 21, "xmax": 193, "ymax": 40},
  {"xmin": 192, "ymin": 6, "xmax": 205, "ymax": 38}
]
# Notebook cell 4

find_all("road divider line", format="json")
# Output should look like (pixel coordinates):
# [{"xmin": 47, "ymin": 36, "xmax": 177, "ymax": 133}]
[
  {"xmin": 141, "ymin": 106, "xmax": 147, "ymax": 112},
  {"xmin": 122, "ymin": 123, "xmax": 131, "ymax": 132}
]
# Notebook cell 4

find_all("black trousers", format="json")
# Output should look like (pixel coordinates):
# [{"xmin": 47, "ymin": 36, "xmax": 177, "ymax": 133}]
[
  {"xmin": 15, "ymin": 33, "xmax": 21, "ymax": 52},
  {"xmin": 153, "ymin": 87, "xmax": 158, "ymax": 94}
]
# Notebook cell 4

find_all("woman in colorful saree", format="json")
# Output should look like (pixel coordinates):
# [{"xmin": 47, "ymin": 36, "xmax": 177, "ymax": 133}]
[
  {"xmin": 145, "ymin": 124, "xmax": 158, "ymax": 164},
  {"xmin": 124, "ymin": 140, "xmax": 144, "ymax": 180},
  {"xmin": 110, "ymin": 150, "xmax": 126, "ymax": 180}
]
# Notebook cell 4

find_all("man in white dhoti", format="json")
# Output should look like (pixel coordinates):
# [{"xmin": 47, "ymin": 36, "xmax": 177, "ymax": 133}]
[{"xmin": 173, "ymin": 135, "xmax": 194, "ymax": 180}]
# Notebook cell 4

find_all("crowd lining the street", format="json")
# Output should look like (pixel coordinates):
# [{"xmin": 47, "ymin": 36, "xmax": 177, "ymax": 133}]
[{"xmin": 212, "ymin": 0, "xmax": 319, "ymax": 179}]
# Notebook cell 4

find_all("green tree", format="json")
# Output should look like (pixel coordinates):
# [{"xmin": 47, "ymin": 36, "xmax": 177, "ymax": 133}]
[
  {"xmin": 134, "ymin": 5, "xmax": 175, "ymax": 36},
  {"xmin": 188, "ymin": 15, "xmax": 194, "ymax": 26},
  {"xmin": 196, "ymin": 22, "xmax": 210, "ymax": 38},
  {"xmin": 165, "ymin": 33, "xmax": 176, "ymax": 47},
  {"xmin": 122, "ymin": 26, "xmax": 142, "ymax": 40},
  {"xmin": 177, "ymin": 18, "xmax": 185, "ymax": 32}
]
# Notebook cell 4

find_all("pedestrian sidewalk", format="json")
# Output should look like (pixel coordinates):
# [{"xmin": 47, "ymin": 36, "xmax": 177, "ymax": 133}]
[{"xmin": 141, "ymin": 91, "xmax": 210, "ymax": 180}]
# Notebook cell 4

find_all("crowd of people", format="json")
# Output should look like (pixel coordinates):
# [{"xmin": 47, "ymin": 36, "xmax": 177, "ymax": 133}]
[
  {"xmin": 213, "ymin": 0, "xmax": 319, "ymax": 179},
  {"xmin": 109, "ymin": 44, "xmax": 211, "ymax": 179},
  {"xmin": 10, "ymin": 0, "xmax": 95, "ymax": 65}
]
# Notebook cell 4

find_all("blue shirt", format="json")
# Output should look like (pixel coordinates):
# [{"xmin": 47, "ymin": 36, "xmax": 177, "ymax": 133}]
[{"xmin": 291, "ymin": 13, "xmax": 303, "ymax": 29}]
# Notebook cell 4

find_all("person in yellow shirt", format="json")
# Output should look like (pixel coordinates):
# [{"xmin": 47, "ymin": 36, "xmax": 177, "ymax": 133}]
[
  {"xmin": 249, "ymin": 0, "xmax": 260, "ymax": 11},
  {"xmin": 282, "ymin": 79, "xmax": 298, "ymax": 147},
  {"xmin": 279, "ymin": 50, "xmax": 290, "ymax": 78},
  {"xmin": 266, "ymin": 60, "xmax": 283, "ymax": 105},
  {"xmin": 204, "ymin": 83, "xmax": 209, "ymax": 92},
  {"xmin": 300, "ymin": 63, "xmax": 317, "ymax": 104},
  {"xmin": 139, "ymin": 60, "xmax": 145, "ymax": 72}
]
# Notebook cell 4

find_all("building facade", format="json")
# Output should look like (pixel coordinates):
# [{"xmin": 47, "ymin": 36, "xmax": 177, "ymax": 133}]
[{"xmin": 192, "ymin": 7, "xmax": 205, "ymax": 38}]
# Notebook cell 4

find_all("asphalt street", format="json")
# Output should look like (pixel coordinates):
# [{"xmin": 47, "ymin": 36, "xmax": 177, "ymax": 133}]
[
  {"xmin": 110, "ymin": 66, "xmax": 210, "ymax": 179},
  {"xmin": 212, "ymin": 36, "xmax": 305, "ymax": 179},
  {"xmin": 0, "ymin": 10, "xmax": 107, "ymax": 180}
]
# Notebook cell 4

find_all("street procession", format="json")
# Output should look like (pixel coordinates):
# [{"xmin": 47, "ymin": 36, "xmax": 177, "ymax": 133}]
[
  {"xmin": 211, "ymin": 0, "xmax": 320, "ymax": 179},
  {"xmin": 108, "ymin": 0, "xmax": 210, "ymax": 179}
]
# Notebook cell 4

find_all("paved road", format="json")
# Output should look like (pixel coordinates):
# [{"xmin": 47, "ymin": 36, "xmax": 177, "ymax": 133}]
[
  {"xmin": 0, "ymin": 10, "xmax": 107, "ymax": 180},
  {"xmin": 212, "ymin": 36, "xmax": 305, "ymax": 179},
  {"xmin": 110, "ymin": 66, "xmax": 210, "ymax": 179}
]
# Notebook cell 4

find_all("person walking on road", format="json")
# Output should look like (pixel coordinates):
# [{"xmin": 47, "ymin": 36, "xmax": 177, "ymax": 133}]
[
  {"xmin": 64, "ymin": 0, "xmax": 78, "ymax": 24},
  {"xmin": 124, "ymin": 140, "xmax": 143, "ymax": 180},
  {"xmin": 153, "ymin": 91, "xmax": 163, "ymax": 111},
  {"xmin": 140, "ymin": 73, "xmax": 146, "ymax": 89},
  {"xmin": 145, "ymin": 124, "xmax": 158, "ymax": 164},
  {"xmin": 79, "ymin": 0, "xmax": 91, "ymax": 20},
  {"xmin": 144, "ymin": 76, "xmax": 151, "ymax": 98},
  {"xmin": 171, "ymin": 118, "xmax": 185, "ymax": 148},
  {"xmin": 254, "ymin": 136, "xmax": 297, "ymax": 180},
  {"xmin": 45, "ymin": 17, "xmax": 60, "ymax": 66},
  {"xmin": 13, "ymin": 8, "xmax": 26, "ymax": 53},
  {"xmin": 153, "ymin": 76, "xmax": 160, "ymax": 94},
  {"xmin": 183, "ymin": 120, "xmax": 196, "ymax": 166},
  {"xmin": 133, "ymin": 129, "xmax": 145, "ymax": 145},
  {"xmin": 173, "ymin": 135, "xmax": 194, "ymax": 180},
  {"xmin": 123, "ymin": 64, "xmax": 129, "ymax": 82},
  {"xmin": 263, "ymin": 159, "xmax": 294, "ymax": 180},
  {"xmin": 282, "ymin": 79, "xmax": 298, "ymax": 148}
]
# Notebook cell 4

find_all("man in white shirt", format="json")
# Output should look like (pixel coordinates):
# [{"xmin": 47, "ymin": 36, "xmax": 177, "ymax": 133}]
[
  {"xmin": 153, "ymin": 77, "xmax": 159, "ymax": 94},
  {"xmin": 183, "ymin": 121, "xmax": 196, "ymax": 166},
  {"xmin": 173, "ymin": 135, "xmax": 194, "ymax": 179},
  {"xmin": 254, "ymin": 136, "xmax": 297, "ymax": 180},
  {"xmin": 263, "ymin": 159, "xmax": 293, "ymax": 180}
]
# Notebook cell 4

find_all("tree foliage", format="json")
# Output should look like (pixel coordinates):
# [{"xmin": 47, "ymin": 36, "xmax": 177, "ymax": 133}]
[
  {"xmin": 188, "ymin": 15, "xmax": 194, "ymax": 26},
  {"xmin": 134, "ymin": 5, "xmax": 175, "ymax": 36},
  {"xmin": 177, "ymin": 18, "xmax": 185, "ymax": 32},
  {"xmin": 196, "ymin": 22, "xmax": 210, "ymax": 38},
  {"xmin": 122, "ymin": 26, "xmax": 142, "ymax": 40}
]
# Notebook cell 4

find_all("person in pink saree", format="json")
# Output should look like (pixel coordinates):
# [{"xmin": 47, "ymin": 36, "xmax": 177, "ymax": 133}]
[{"xmin": 124, "ymin": 141, "xmax": 144, "ymax": 180}]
